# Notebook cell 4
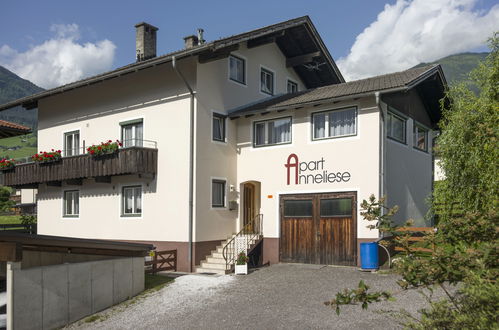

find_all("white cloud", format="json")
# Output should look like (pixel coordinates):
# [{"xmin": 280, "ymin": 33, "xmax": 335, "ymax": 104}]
[
  {"xmin": 0, "ymin": 24, "xmax": 116, "ymax": 89},
  {"xmin": 337, "ymin": 0, "xmax": 499, "ymax": 81}
]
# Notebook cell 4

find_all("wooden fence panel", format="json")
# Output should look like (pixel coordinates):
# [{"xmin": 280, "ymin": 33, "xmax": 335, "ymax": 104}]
[{"xmin": 145, "ymin": 250, "xmax": 177, "ymax": 274}]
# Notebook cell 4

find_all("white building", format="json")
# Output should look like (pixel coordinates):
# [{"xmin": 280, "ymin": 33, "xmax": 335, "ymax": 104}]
[{"xmin": 0, "ymin": 17, "xmax": 446, "ymax": 273}]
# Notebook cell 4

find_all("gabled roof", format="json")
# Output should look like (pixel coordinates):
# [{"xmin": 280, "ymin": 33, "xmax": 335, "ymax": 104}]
[
  {"xmin": 0, "ymin": 119, "xmax": 31, "ymax": 138},
  {"xmin": 229, "ymin": 64, "xmax": 447, "ymax": 119},
  {"xmin": 0, "ymin": 16, "xmax": 344, "ymax": 112}
]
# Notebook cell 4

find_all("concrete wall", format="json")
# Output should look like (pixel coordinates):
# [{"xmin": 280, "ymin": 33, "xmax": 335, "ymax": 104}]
[
  {"xmin": 7, "ymin": 256, "xmax": 144, "ymax": 330},
  {"xmin": 235, "ymin": 96, "xmax": 381, "ymax": 240}
]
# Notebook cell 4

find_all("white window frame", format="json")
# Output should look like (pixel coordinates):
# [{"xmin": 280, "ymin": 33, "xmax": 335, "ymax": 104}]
[
  {"xmin": 121, "ymin": 185, "xmax": 142, "ymax": 217},
  {"xmin": 386, "ymin": 109, "xmax": 407, "ymax": 144},
  {"xmin": 63, "ymin": 190, "xmax": 79, "ymax": 218},
  {"xmin": 211, "ymin": 178, "xmax": 227, "ymax": 209},
  {"xmin": 287, "ymin": 79, "xmax": 298, "ymax": 93},
  {"xmin": 311, "ymin": 107, "xmax": 358, "ymax": 140},
  {"xmin": 260, "ymin": 66, "xmax": 275, "ymax": 96},
  {"xmin": 212, "ymin": 112, "xmax": 227, "ymax": 143},
  {"xmin": 413, "ymin": 122, "xmax": 429, "ymax": 152},
  {"xmin": 253, "ymin": 116, "xmax": 292, "ymax": 148},
  {"xmin": 228, "ymin": 55, "xmax": 246, "ymax": 86},
  {"xmin": 120, "ymin": 118, "xmax": 143, "ymax": 148},
  {"xmin": 63, "ymin": 130, "xmax": 80, "ymax": 157}
]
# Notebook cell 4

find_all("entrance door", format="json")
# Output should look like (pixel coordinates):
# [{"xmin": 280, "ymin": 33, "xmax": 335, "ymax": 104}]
[
  {"xmin": 280, "ymin": 192, "xmax": 357, "ymax": 266},
  {"xmin": 243, "ymin": 183, "xmax": 256, "ymax": 230}
]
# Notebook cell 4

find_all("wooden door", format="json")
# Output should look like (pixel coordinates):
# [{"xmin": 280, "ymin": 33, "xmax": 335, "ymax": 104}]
[
  {"xmin": 280, "ymin": 192, "xmax": 357, "ymax": 266},
  {"xmin": 243, "ymin": 183, "xmax": 255, "ymax": 230}
]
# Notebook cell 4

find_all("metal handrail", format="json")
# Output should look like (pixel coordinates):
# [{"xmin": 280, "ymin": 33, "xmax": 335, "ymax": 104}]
[{"xmin": 222, "ymin": 214, "xmax": 263, "ymax": 271}]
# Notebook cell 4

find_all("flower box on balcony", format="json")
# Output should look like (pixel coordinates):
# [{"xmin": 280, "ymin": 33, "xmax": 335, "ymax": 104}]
[
  {"xmin": 0, "ymin": 158, "xmax": 15, "ymax": 171},
  {"xmin": 32, "ymin": 150, "xmax": 62, "ymax": 164},
  {"xmin": 87, "ymin": 140, "xmax": 122, "ymax": 157}
]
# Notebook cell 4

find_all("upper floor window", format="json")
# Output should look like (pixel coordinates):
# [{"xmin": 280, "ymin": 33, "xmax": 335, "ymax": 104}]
[
  {"xmin": 254, "ymin": 117, "xmax": 291, "ymax": 147},
  {"xmin": 260, "ymin": 68, "xmax": 274, "ymax": 95},
  {"xmin": 287, "ymin": 80, "xmax": 298, "ymax": 93},
  {"xmin": 229, "ymin": 55, "xmax": 245, "ymax": 85},
  {"xmin": 312, "ymin": 107, "xmax": 357, "ymax": 140},
  {"xmin": 121, "ymin": 119, "xmax": 143, "ymax": 148},
  {"xmin": 122, "ymin": 185, "xmax": 142, "ymax": 217},
  {"xmin": 64, "ymin": 130, "xmax": 80, "ymax": 157},
  {"xmin": 211, "ymin": 179, "xmax": 226, "ymax": 208},
  {"xmin": 212, "ymin": 113, "xmax": 226, "ymax": 142},
  {"xmin": 63, "ymin": 190, "xmax": 79, "ymax": 217},
  {"xmin": 413, "ymin": 123, "xmax": 428, "ymax": 151},
  {"xmin": 387, "ymin": 111, "xmax": 406, "ymax": 143}
]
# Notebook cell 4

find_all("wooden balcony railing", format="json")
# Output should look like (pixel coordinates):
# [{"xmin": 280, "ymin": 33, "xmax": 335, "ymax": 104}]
[{"xmin": 1, "ymin": 147, "xmax": 158, "ymax": 188}]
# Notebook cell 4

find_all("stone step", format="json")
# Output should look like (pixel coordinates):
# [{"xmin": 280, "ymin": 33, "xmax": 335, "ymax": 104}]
[
  {"xmin": 206, "ymin": 257, "xmax": 226, "ymax": 264},
  {"xmin": 194, "ymin": 267, "xmax": 228, "ymax": 275},
  {"xmin": 211, "ymin": 252, "xmax": 224, "ymax": 259},
  {"xmin": 200, "ymin": 261, "xmax": 227, "ymax": 270}
]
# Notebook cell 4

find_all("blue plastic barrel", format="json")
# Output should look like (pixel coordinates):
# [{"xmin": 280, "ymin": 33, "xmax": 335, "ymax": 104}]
[{"xmin": 360, "ymin": 242, "xmax": 379, "ymax": 270}]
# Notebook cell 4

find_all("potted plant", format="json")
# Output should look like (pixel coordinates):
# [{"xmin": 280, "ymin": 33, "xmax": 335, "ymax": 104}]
[
  {"xmin": 31, "ymin": 149, "xmax": 62, "ymax": 163},
  {"xmin": 235, "ymin": 251, "xmax": 249, "ymax": 275},
  {"xmin": 87, "ymin": 140, "xmax": 122, "ymax": 157},
  {"xmin": 0, "ymin": 158, "xmax": 15, "ymax": 171}
]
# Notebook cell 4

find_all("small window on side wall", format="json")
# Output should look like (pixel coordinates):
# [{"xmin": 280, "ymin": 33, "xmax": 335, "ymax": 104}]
[
  {"xmin": 212, "ymin": 113, "xmax": 226, "ymax": 142},
  {"xmin": 122, "ymin": 185, "xmax": 142, "ymax": 217},
  {"xmin": 413, "ymin": 123, "xmax": 428, "ymax": 151},
  {"xmin": 63, "ymin": 190, "xmax": 79, "ymax": 217},
  {"xmin": 260, "ymin": 68, "xmax": 274, "ymax": 95},
  {"xmin": 212, "ymin": 179, "xmax": 226, "ymax": 208},
  {"xmin": 229, "ymin": 55, "xmax": 245, "ymax": 84},
  {"xmin": 387, "ymin": 111, "xmax": 407, "ymax": 143},
  {"xmin": 287, "ymin": 80, "xmax": 298, "ymax": 93}
]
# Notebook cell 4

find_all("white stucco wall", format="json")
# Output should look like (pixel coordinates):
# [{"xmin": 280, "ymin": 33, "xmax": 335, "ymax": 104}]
[
  {"xmin": 36, "ymin": 60, "xmax": 196, "ymax": 241},
  {"xmin": 194, "ymin": 42, "xmax": 306, "ymax": 242},
  {"xmin": 235, "ymin": 96, "xmax": 381, "ymax": 240}
]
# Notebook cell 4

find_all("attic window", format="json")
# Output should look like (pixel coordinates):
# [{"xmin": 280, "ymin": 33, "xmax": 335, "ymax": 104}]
[{"xmin": 229, "ymin": 55, "xmax": 245, "ymax": 85}]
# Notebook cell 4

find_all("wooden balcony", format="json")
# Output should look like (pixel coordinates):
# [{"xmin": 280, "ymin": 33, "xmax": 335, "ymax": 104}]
[{"xmin": 1, "ymin": 147, "xmax": 158, "ymax": 188}]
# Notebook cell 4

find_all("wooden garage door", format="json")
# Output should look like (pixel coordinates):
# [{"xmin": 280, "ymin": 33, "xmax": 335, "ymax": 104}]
[{"xmin": 280, "ymin": 192, "xmax": 357, "ymax": 266}]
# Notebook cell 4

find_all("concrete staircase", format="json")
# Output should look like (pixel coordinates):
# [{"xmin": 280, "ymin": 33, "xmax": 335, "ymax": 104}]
[{"xmin": 195, "ymin": 234, "xmax": 259, "ymax": 275}]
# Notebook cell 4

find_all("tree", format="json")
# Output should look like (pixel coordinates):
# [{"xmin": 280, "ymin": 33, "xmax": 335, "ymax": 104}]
[
  {"xmin": 326, "ymin": 33, "xmax": 499, "ymax": 329},
  {"xmin": 0, "ymin": 185, "xmax": 14, "ymax": 212}
]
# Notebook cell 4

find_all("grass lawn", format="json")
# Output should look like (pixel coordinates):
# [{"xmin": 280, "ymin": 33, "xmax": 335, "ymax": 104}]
[
  {"xmin": 144, "ymin": 274, "xmax": 175, "ymax": 292},
  {"xmin": 0, "ymin": 133, "xmax": 37, "ymax": 159},
  {"xmin": 0, "ymin": 215, "xmax": 21, "ymax": 224}
]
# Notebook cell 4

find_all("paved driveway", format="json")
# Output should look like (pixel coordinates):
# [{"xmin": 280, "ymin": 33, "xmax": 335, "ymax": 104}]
[{"xmin": 68, "ymin": 264, "xmax": 435, "ymax": 329}]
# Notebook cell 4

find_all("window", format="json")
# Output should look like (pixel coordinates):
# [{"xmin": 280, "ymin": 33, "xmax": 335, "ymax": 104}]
[
  {"xmin": 387, "ymin": 111, "xmax": 406, "ymax": 143},
  {"xmin": 283, "ymin": 200, "xmax": 313, "ymax": 217},
  {"xmin": 121, "ymin": 119, "xmax": 143, "ymax": 148},
  {"xmin": 413, "ymin": 123, "xmax": 428, "ymax": 151},
  {"xmin": 229, "ymin": 55, "xmax": 245, "ymax": 84},
  {"xmin": 212, "ymin": 113, "xmax": 226, "ymax": 142},
  {"xmin": 122, "ymin": 185, "xmax": 142, "ymax": 216},
  {"xmin": 312, "ymin": 107, "xmax": 357, "ymax": 140},
  {"xmin": 211, "ymin": 179, "xmax": 226, "ymax": 208},
  {"xmin": 63, "ymin": 190, "xmax": 79, "ymax": 217},
  {"xmin": 320, "ymin": 198, "xmax": 352, "ymax": 217},
  {"xmin": 64, "ymin": 130, "xmax": 80, "ymax": 157},
  {"xmin": 260, "ymin": 68, "xmax": 274, "ymax": 95},
  {"xmin": 287, "ymin": 80, "xmax": 298, "ymax": 93},
  {"xmin": 253, "ymin": 117, "xmax": 292, "ymax": 147}
]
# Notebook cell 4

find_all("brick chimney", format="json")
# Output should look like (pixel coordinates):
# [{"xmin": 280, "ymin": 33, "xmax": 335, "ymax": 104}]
[{"xmin": 135, "ymin": 22, "xmax": 158, "ymax": 62}]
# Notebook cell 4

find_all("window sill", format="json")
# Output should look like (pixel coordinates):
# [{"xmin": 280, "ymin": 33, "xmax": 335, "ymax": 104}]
[
  {"xmin": 413, "ymin": 146, "xmax": 429, "ymax": 154},
  {"xmin": 63, "ymin": 215, "xmax": 79, "ymax": 219},
  {"xmin": 253, "ymin": 141, "xmax": 292, "ymax": 148},
  {"xmin": 121, "ymin": 214, "xmax": 142, "ymax": 218},
  {"xmin": 387, "ymin": 136, "xmax": 407, "ymax": 145},
  {"xmin": 312, "ymin": 133, "xmax": 357, "ymax": 141},
  {"xmin": 229, "ymin": 78, "xmax": 247, "ymax": 87}
]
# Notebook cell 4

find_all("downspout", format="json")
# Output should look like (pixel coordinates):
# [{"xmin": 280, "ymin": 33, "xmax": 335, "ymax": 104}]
[
  {"xmin": 375, "ymin": 91, "xmax": 391, "ymax": 268},
  {"xmin": 172, "ymin": 56, "xmax": 195, "ymax": 272}
]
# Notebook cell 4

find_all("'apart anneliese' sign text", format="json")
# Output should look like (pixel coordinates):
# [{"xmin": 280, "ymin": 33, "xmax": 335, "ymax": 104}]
[{"xmin": 284, "ymin": 153, "xmax": 351, "ymax": 185}]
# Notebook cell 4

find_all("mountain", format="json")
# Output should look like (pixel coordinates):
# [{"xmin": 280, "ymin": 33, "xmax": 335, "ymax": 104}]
[
  {"xmin": 0, "ymin": 66, "xmax": 44, "ymax": 128},
  {"xmin": 415, "ymin": 52, "xmax": 488, "ymax": 87}
]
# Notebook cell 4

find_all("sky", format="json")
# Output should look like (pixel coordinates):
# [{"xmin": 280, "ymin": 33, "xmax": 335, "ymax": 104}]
[{"xmin": 1, "ymin": 0, "xmax": 498, "ymax": 88}]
